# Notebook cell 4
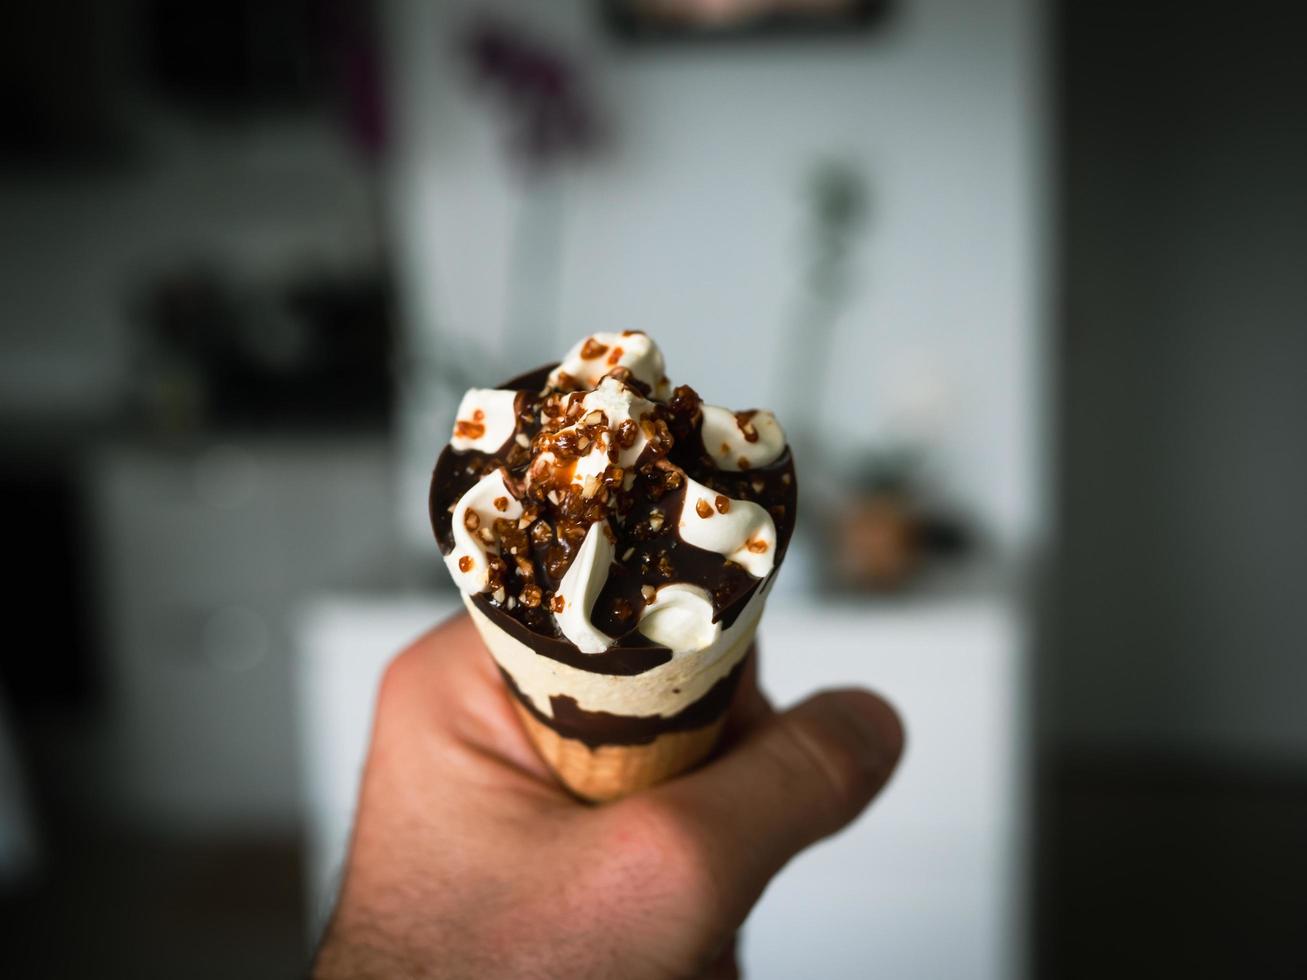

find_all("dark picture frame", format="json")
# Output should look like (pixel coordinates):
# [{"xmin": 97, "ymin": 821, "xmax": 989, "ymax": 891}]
[{"xmin": 600, "ymin": 0, "xmax": 889, "ymax": 44}]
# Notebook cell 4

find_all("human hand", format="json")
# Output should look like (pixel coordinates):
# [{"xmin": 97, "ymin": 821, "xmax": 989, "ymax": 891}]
[{"xmin": 313, "ymin": 613, "xmax": 902, "ymax": 979}]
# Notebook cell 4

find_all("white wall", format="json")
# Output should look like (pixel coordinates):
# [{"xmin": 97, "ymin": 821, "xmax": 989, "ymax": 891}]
[{"xmin": 384, "ymin": 0, "xmax": 1048, "ymax": 560}]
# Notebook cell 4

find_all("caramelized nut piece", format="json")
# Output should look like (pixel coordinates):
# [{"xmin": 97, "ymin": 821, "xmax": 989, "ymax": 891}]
[
  {"xmin": 550, "ymin": 594, "xmax": 566, "ymax": 613},
  {"xmin": 493, "ymin": 496, "xmax": 509, "ymax": 512},
  {"xmin": 714, "ymin": 494, "xmax": 731, "ymax": 514},
  {"xmin": 464, "ymin": 510, "xmax": 480, "ymax": 532},
  {"xmin": 521, "ymin": 584, "xmax": 543, "ymax": 608},
  {"xmin": 695, "ymin": 498, "xmax": 714, "ymax": 519},
  {"xmin": 580, "ymin": 337, "xmax": 609, "ymax": 359},
  {"xmin": 458, "ymin": 555, "xmax": 473, "ymax": 573},
  {"xmin": 735, "ymin": 410, "xmax": 759, "ymax": 443},
  {"xmin": 641, "ymin": 584, "xmax": 657, "ymax": 605},
  {"xmin": 615, "ymin": 418, "xmax": 638, "ymax": 449}
]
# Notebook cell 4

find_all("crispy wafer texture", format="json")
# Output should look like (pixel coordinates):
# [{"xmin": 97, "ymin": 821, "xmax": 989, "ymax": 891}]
[{"xmin": 511, "ymin": 702, "xmax": 727, "ymax": 802}]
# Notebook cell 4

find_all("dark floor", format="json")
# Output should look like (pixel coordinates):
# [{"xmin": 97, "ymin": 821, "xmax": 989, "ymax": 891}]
[
  {"xmin": 1037, "ymin": 755, "xmax": 1307, "ymax": 980},
  {"xmin": 0, "ymin": 704, "xmax": 306, "ymax": 980},
  {"xmin": 0, "ymin": 826, "xmax": 305, "ymax": 980}
]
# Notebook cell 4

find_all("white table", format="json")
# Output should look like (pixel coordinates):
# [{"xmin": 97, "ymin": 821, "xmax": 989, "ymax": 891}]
[{"xmin": 295, "ymin": 593, "xmax": 1027, "ymax": 979}]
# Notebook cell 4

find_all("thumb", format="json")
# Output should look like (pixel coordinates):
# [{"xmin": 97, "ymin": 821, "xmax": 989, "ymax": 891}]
[{"xmin": 648, "ymin": 689, "xmax": 903, "ymax": 917}]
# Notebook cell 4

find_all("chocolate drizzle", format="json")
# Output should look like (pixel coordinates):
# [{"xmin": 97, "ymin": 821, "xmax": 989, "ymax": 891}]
[
  {"xmin": 471, "ymin": 593, "xmax": 672, "ymax": 675},
  {"xmin": 430, "ymin": 359, "xmax": 797, "ymax": 676},
  {"xmin": 498, "ymin": 650, "xmax": 751, "ymax": 747}
]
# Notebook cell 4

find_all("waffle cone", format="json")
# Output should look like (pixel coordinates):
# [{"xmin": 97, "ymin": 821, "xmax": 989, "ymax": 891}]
[{"xmin": 511, "ymin": 702, "xmax": 728, "ymax": 802}]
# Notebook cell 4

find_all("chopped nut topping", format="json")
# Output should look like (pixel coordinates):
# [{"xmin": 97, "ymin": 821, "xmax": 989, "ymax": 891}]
[
  {"xmin": 734, "ymin": 409, "xmax": 760, "ymax": 443},
  {"xmin": 612, "ymin": 597, "xmax": 634, "ymax": 620},
  {"xmin": 782, "ymin": 472, "xmax": 792, "ymax": 485},
  {"xmin": 657, "ymin": 554, "xmax": 675, "ymax": 578},
  {"xmin": 648, "ymin": 509, "xmax": 665, "ymax": 531},
  {"xmin": 645, "ymin": 419, "xmax": 674, "ymax": 456},
  {"xmin": 493, "ymin": 496, "xmax": 509, "ymax": 512},
  {"xmin": 463, "ymin": 509, "xmax": 481, "ymax": 531},
  {"xmin": 641, "ymin": 584, "xmax": 657, "ymax": 605},
  {"xmin": 621, "ymin": 546, "xmax": 635, "ymax": 562},
  {"xmin": 552, "ymin": 431, "xmax": 582, "ymax": 458},
  {"xmin": 550, "ymin": 594, "xmax": 566, "ymax": 613},
  {"xmin": 580, "ymin": 337, "xmax": 609, "ymax": 359},
  {"xmin": 531, "ymin": 520, "xmax": 553, "ymax": 545},
  {"xmin": 695, "ymin": 498, "xmax": 714, "ymax": 519},
  {"xmin": 752, "ymin": 480, "xmax": 765, "ymax": 495},
  {"xmin": 454, "ymin": 419, "xmax": 486, "ymax": 439},
  {"xmin": 492, "ymin": 586, "xmax": 506, "ymax": 604},
  {"xmin": 668, "ymin": 384, "xmax": 700, "ymax": 418},
  {"xmin": 614, "ymin": 418, "xmax": 638, "ymax": 449},
  {"xmin": 515, "ymin": 556, "xmax": 534, "ymax": 578},
  {"xmin": 714, "ymin": 494, "xmax": 731, "ymax": 514},
  {"xmin": 458, "ymin": 555, "xmax": 473, "ymax": 573},
  {"xmin": 515, "ymin": 432, "xmax": 531, "ymax": 448},
  {"xmin": 521, "ymin": 584, "xmax": 543, "ymax": 608},
  {"xmin": 583, "ymin": 409, "xmax": 607, "ymax": 427},
  {"xmin": 478, "ymin": 527, "xmax": 495, "ymax": 544}
]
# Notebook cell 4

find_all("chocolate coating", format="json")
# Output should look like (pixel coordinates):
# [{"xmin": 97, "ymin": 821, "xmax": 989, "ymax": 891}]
[{"xmin": 498, "ymin": 648, "xmax": 752, "ymax": 747}]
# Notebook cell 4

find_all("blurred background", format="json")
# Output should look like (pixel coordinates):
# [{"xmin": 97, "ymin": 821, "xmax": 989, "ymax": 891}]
[{"xmin": 1, "ymin": 0, "xmax": 1303, "ymax": 977}]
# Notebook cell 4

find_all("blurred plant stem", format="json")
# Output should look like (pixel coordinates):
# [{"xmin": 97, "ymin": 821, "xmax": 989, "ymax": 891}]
[{"xmin": 777, "ymin": 159, "xmax": 869, "ymax": 469}]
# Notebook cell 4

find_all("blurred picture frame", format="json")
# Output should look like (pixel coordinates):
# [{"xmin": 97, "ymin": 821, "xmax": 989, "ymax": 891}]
[{"xmin": 601, "ymin": 0, "xmax": 888, "ymax": 43}]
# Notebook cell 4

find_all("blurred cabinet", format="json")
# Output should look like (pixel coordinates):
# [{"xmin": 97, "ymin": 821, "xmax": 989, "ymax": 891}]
[{"xmin": 87, "ymin": 437, "xmax": 395, "ymax": 832}]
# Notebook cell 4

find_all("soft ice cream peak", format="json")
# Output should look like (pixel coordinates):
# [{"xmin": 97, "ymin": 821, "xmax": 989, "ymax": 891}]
[{"xmin": 431, "ymin": 332, "xmax": 796, "ymax": 661}]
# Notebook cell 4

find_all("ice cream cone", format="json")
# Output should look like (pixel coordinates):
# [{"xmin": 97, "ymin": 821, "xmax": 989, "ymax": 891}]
[{"xmin": 430, "ymin": 334, "xmax": 796, "ymax": 803}]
